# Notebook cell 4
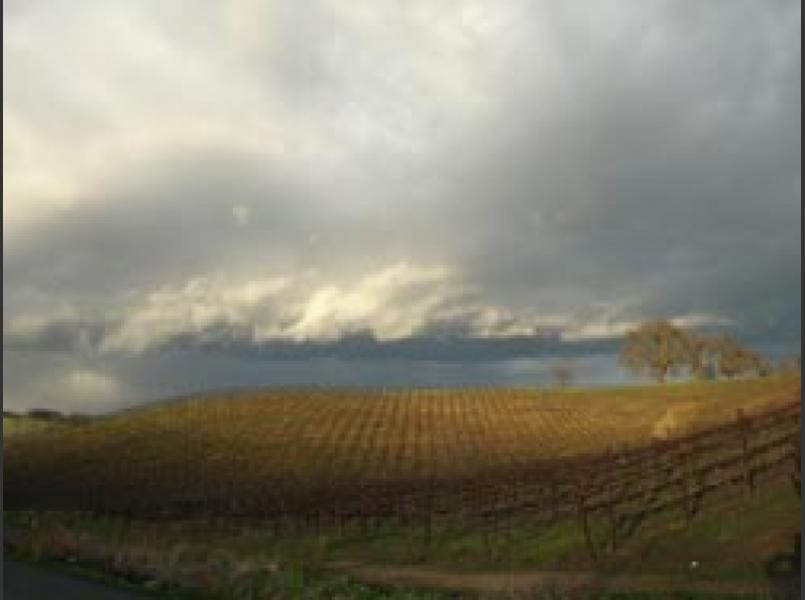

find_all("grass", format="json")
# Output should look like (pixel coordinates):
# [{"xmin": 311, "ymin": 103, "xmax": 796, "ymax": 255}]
[
  {"xmin": 3, "ymin": 414, "xmax": 72, "ymax": 437},
  {"xmin": 5, "ymin": 479, "xmax": 799, "ymax": 598},
  {"xmin": 5, "ymin": 545, "xmax": 462, "ymax": 599},
  {"xmin": 4, "ymin": 376, "xmax": 800, "ymax": 598},
  {"xmin": 5, "ymin": 477, "xmax": 799, "ymax": 570}
]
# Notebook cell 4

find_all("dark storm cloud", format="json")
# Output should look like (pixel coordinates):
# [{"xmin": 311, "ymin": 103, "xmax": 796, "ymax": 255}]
[
  {"xmin": 5, "ymin": 151, "xmax": 323, "ymax": 296},
  {"xmin": 427, "ymin": 0, "xmax": 800, "ymax": 318},
  {"xmin": 3, "ymin": 0, "xmax": 800, "ymax": 410}
]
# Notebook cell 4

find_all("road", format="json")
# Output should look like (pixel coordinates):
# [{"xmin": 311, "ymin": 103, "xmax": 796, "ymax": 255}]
[{"xmin": 3, "ymin": 559, "xmax": 149, "ymax": 600}]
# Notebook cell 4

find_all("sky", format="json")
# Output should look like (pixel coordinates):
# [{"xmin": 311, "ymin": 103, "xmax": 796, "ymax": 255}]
[{"xmin": 3, "ymin": 0, "xmax": 801, "ymax": 413}]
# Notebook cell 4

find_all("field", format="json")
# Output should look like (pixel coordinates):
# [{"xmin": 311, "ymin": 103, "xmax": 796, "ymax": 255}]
[
  {"xmin": 5, "ymin": 376, "xmax": 799, "ymax": 503},
  {"xmin": 4, "ymin": 375, "xmax": 801, "ymax": 598},
  {"xmin": 3, "ymin": 414, "xmax": 72, "ymax": 438}
]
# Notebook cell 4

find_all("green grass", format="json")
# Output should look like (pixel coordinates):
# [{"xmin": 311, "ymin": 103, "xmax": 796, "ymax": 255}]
[
  {"xmin": 607, "ymin": 485, "xmax": 801, "ymax": 580},
  {"xmin": 5, "ymin": 478, "xmax": 799, "ymax": 581},
  {"xmin": 4, "ymin": 376, "xmax": 799, "ymax": 598},
  {"xmin": 5, "ymin": 473, "xmax": 799, "ymax": 599},
  {"xmin": 5, "ymin": 549, "xmax": 461, "ymax": 599}
]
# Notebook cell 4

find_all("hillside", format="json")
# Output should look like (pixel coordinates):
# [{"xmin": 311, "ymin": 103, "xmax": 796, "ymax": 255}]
[
  {"xmin": 4, "ymin": 375, "xmax": 799, "ymax": 514},
  {"xmin": 4, "ymin": 375, "xmax": 801, "ymax": 598},
  {"xmin": 3, "ymin": 414, "xmax": 73, "ymax": 438}
]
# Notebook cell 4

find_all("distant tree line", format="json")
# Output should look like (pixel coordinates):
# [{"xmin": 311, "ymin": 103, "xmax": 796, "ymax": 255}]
[
  {"xmin": 3, "ymin": 408, "xmax": 92, "ymax": 423},
  {"xmin": 620, "ymin": 319, "xmax": 799, "ymax": 383}
]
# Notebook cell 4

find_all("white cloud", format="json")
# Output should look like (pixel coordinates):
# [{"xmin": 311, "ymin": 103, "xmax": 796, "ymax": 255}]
[
  {"xmin": 561, "ymin": 320, "xmax": 643, "ymax": 341},
  {"xmin": 64, "ymin": 369, "xmax": 121, "ymax": 404},
  {"xmin": 3, "ymin": 261, "xmax": 586, "ymax": 353},
  {"xmin": 8, "ymin": 260, "xmax": 731, "ymax": 354},
  {"xmin": 560, "ymin": 312, "xmax": 732, "ymax": 341},
  {"xmin": 3, "ymin": 0, "xmax": 518, "ymax": 246},
  {"xmin": 465, "ymin": 306, "xmax": 566, "ymax": 338},
  {"xmin": 2, "ymin": 0, "xmax": 799, "ymax": 403},
  {"xmin": 277, "ymin": 262, "xmax": 456, "ymax": 341},
  {"xmin": 100, "ymin": 275, "xmax": 292, "ymax": 353},
  {"xmin": 100, "ymin": 262, "xmax": 465, "ymax": 350},
  {"xmin": 670, "ymin": 313, "xmax": 732, "ymax": 329},
  {"xmin": 232, "ymin": 204, "xmax": 251, "ymax": 227}
]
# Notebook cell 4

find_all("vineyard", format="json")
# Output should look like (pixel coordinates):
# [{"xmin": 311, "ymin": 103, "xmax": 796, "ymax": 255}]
[{"xmin": 4, "ymin": 376, "xmax": 800, "ymax": 557}]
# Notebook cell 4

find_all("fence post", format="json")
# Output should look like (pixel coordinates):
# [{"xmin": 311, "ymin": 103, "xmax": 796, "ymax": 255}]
[
  {"xmin": 678, "ymin": 442, "xmax": 694, "ymax": 524},
  {"xmin": 639, "ymin": 440, "xmax": 659, "ymax": 520},
  {"xmin": 338, "ymin": 508, "xmax": 346, "ymax": 536},
  {"xmin": 688, "ymin": 439, "xmax": 699, "ymax": 519},
  {"xmin": 574, "ymin": 476, "xmax": 596, "ymax": 560},
  {"xmin": 423, "ymin": 483, "xmax": 433, "ymax": 547},
  {"xmin": 506, "ymin": 478, "xmax": 515, "ymax": 549},
  {"xmin": 736, "ymin": 409, "xmax": 754, "ymax": 498},
  {"xmin": 791, "ymin": 432, "xmax": 801, "ymax": 498},
  {"xmin": 550, "ymin": 476, "xmax": 559, "ymax": 523},
  {"xmin": 606, "ymin": 447, "xmax": 618, "ymax": 552}
]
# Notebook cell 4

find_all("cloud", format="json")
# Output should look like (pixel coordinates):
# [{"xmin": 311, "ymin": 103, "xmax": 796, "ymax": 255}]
[
  {"xmin": 99, "ymin": 275, "xmax": 292, "ymax": 352},
  {"xmin": 2, "ymin": 357, "xmax": 128, "ymax": 414},
  {"xmin": 560, "ymin": 312, "xmax": 731, "ymax": 342},
  {"xmin": 63, "ymin": 369, "xmax": 122, "ymax": 406},
  {"xmin": 6, "ymin": 261, "xmax": 731, "ymax": 357},
  {"xmin": 3, "ymin": 0, "xmax": 800, "ymax": 409}
]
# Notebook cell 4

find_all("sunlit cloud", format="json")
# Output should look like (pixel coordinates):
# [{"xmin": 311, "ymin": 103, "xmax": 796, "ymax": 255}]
[{"xmin": 3, "ymin": 0, "xmax": 799, "ymax": 410}]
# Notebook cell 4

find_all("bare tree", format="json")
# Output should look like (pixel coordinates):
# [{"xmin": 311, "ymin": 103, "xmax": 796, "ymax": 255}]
[
  {"xmin": 551, "ymin": 359, "xmax": 576, "ymax": 388},
  {"xmin": 706, "ymin": 334, "xmax": 767, "ymax": 379},
  {"xmin": 687, "ymin": 334, "xmax": 719, "ymax": 380},
  {"xmin": 620, "ymin": 320, "xmax": 694, "ymax": 383},
  {"xmin": 778, "ymin": 356, "xmax": 801, "ymax": 375}
]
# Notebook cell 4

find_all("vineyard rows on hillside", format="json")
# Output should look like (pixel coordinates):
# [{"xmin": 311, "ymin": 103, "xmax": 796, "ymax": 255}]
[{"xmin": 5, "ymin": 379, "xmax": 800, "ymax": 548}]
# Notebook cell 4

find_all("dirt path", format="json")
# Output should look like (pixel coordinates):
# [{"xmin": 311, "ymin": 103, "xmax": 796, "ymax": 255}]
[{"xmin": 329, "ymin": 560, "xmax": 800, "ymax": 597}]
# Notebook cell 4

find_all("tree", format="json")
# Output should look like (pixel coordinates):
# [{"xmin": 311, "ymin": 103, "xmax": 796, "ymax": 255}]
[
  {"xmin": 26, "ymin": 408, "xmax": 64, "ymax": 421},
  {"xmin": 757, "ymin": 357, "xmax": 775, "ymax": 378},
  {"xmin": 710, "ymin": 334, "xmax": 766, "ymax": 379},
  {"xmin": 551, "ymin": 359, "xmax": 576, "ymax": 388},
  {"xmin": 620, "ymin": 320, "xmax": 695, "ymax": 383},
  {"xmin": 778, "ymin": 356, "xmax": 801, "ymax": 375},
  {"xmin": 687, "ymin": 334, "xmax": 719, "ymax": 380}
]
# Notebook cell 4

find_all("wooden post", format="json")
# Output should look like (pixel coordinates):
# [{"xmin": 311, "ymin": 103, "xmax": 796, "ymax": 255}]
[
  {"xmin": 575, "ymin": 476, "xmax": 596, "ymax": 560},
  {"xmin": 688, "ymin": 441, "xmax": 698, "ymax": 519},
  {"xmin": 737, "ymin": 409, "xmax": 754, "ymax": 498},
  {"xmin": 360, "ymin": 504, "xmax": 368, "ymax": 536},
  {"xmin": 679, "ymin": 443, "xmax": 694, "ymax": 523},
  {"xmin": 550, "ymin": 477, "xmax": 559, "ymax": 523},
  {"xmin": 423, "ymin": 487, "xmax": 433, "ymax": 547},
  {"xmin": 607, "ymin": 448, "xmax": 618, "ymax": 551},
  {"xmin": 505, "ymin": 482, "xmax": 514, "ymax": 549},
  {"xmin": 791, "ymin": 433, "xmax": 801, "ymax": 497},
  {"xmin": 639, "ymin": 441, "xmax": 658, "ymax": 521}
]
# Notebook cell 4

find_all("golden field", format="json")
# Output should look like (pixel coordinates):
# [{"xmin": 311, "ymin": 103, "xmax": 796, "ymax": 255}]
[{"xmin": 4, "ymin": 375, "xmax": 799, "ymax": 506}]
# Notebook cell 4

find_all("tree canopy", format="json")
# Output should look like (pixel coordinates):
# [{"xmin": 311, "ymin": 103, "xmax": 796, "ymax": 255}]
[
  {"xmin": 620, "ymin": 320, "xmax": 770, "ymax": 383},
  {"xmin": 620, "ymin": 320, "xmax": 694, "ymax": 382}
]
